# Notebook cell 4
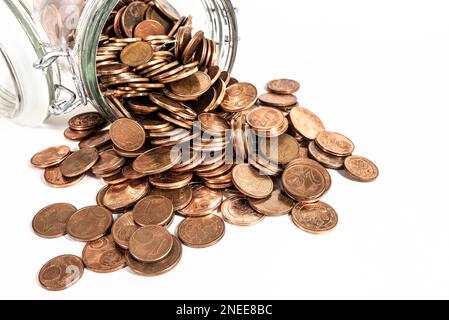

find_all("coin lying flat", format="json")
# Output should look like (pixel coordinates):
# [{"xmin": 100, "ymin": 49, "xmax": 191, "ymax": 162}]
[
  {"xmin": 232, "ymin": 164, "xmax": 273, "ymax": 199},
  {"xmin": 68, "ymin": 112, "xmax": 105, "ymax": 131},
  {"xmin": 308, "ymin": 141, "xmax": 345, "ymax": 170},
  {"xmin": 267, "ymin": 79, "xmax": 300, "ymax": 95},
  {"xmin": 44, "ymin": 165, "xmax": 85, "ymax": 188},
  {"xmin": 221, "ymin": 197, "xmax": 265, "ymax": 227},
  {"xmin": 66, "ymin": 206, "xmax": 113, "ymax": 242},
  {"xmin": 112, "ymin": 211, "xmax": 139, "ymax": 250},
  {"xmin": 315, "ymin": 131, "xmax": 355, "ymax": 157},
  {"xmin": 289, "ymin": 106, "xmax": 325, "ymax": 140},
  {"xmin": 259, "ymin": 93, "xmax": 297, "ymax": 107},
  {"xmin": 149, "ymin": 185, "xmax": 193, "ymax": 211},
  {"xmin": 248, "ymin": 190, "xmax": 295, "ymax": 217},
  {"xmin": 38, "ymin": 255, "xmax": 84, "ymax": 291},
  {"xmin": 221, "ymin": 83, "xmax": 258, "ymax": 112},
  {"xmin": 129, "ymin": 225, "xmax": 174, "ymax": 263},
  {"xmin": 177, "ymin": 214, "xmax": 225, "ymax": 248},
  {"xmin": 82, "ymin": 235, "xmax": 127, "ymax": 273},
  {"xmin": 32, "ymin": 203, "xmax": 77, "ymax": 239},
  {"xmin": 60, "ymin": 148, "xmax": 99, "ymax": 178},
  {"xmin": 344, "ymin": 156, "xmax": 379, "ymax": 182},
  {"xmin": 133, "ymin": 195, "xmax": 174, "ymax": 227},
  {"xmin": 31, "ymin": 145, "xmax": 71, "ymax": 169},
  {"xmin": 177, "ymin": 184, "xmax": 222, "ymax": 217},
  {"xmin": 110, "ymin": 118, "xmax": 146, "ymax": 152},
  {"xmin": 91, "ymin": 149, "xmax": 126, "ymax": 175},
  {"xmin": 64, "ymin": 127, "xmax": 95, "ymax": 141},
  {"xmin": 291, "ymin": 201, "xmax": 338, "ymax": 234},
  {"xmin": 126, "ymin": 235, "xmax": 182, "ymax": 276},
  {"xmin": 78, "ymin": 130, "xmax": 111, "ymax": 149},
  {"xmin": 261, "ymin": 133, "xmax": 300, "ymax": 165},
  {"xmin": 133, "ymin": 146, "xmax": 182, "ymax": 175},
  {"xmin": 102, "ymin": 178, "xmax": 149, "ymax": 211}
]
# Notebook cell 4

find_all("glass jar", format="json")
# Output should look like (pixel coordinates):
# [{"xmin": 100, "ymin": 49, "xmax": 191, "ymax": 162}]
[{"xmin": 0, "ymin": 0, "xmax": 238, "ymax": 126}]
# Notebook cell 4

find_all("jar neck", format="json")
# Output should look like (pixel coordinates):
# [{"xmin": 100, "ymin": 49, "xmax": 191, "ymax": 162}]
[{"xmin": 75, "ymin": 0, "xmax": 238, "ymax": 122}]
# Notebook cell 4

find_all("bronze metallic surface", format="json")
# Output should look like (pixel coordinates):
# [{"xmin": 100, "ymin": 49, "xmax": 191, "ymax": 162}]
[
  {"xmin": 133, "ymin": 146, "xmax": 181, "ymax": 175},
  {"xmin": 66, "ymin": 206, "xmax": 113, "ymax": 242},
  {"xmin": 102, "ymin": 178, "xmax": 149, "ymax": 211},
  {"xmin": 110, "ymin": 118, "xmax": 146, "ymax": 152},
  {"xmin": 68, "ymin": 112, "xmax": 105, "ymax": 131},
  {"xmin": 31, "ymin": 145, "xmax": 71, "ymax": 169},
  {"xmin": 316, "ymin": 131, "xmax": 355, "ymax": 157},
  {"xmin": 291, "ymin": 201, "xmax": 338, "ymax": 234},
  {"xmin": 82, "ymin": 235, "xmax": 126, "ymax": 273},
  {"xmin": 231, "ymin": 164, "xmax": 273, "ymax": 199},
  {"xmin": 308, "ymin": 141, "xmax": 345, "ymax": 170},
  {"xmin": 344, "ymin": 156, "xmax": 379, "ymax": 182},
  {"xmin": 112, "ymin": 211, "xmax": 139, "ymax": 250},
  {"xmin": 44, "ymin": 166, "xmax": 85, "ymax": 188},
  {"xmin": 221, "ymin": 197, "xmax": 265, "ymax": 227},
  {"xmin": 60, "ymin": 148, "xmax": 99, "ymax": 178},
  {"xmin": 178, "ymin": 214, "xmax": 225, "ymax": 248},
  {"xmin": 221, "ymin": 83, "xmax": 258, "ymax": 112},
  {"xmin": 178, "ymin": 184, "xmax": 222, "ymax": 217},
  {"xmin": 32, "ymin": 203, "xmax": 77, "ymax": 239},
  {"xmin": 150, "ymin": 185, "xmax": 193, "ymax": 211},
  {"xmin": 133, "ymin": 195, "xmax": 174, "ymax": 226},
  {"xmin": 248, "ymin": 190, "xmax": 295, "ymax": 217},
  {"xmin": 289, "ymin": 106, "xmax": 325, "ymax": 141},
  {"xmin": 267, "ymin": 79, "xmax": 300, "ymax": 95},
  {"xmin": 38, "ymin": 255, "xmax": 84, "ymax": 291},
  {"xmin": 129, "ymin": 225, "xmax": 174, "ymax": 262}
]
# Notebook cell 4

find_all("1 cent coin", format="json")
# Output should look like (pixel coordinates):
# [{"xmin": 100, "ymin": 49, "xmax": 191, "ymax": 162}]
[
  {"xmin": 344, "ymin": 156, "xmax": 379, "ymax": 182},
  {"xmin": 267, "ymin": 79, "xmax": 300, "ymax": 95},
  {"xmin": 126, "ymin": 235, "xmax": 182, "ymax": 276},
  {"xmin": 44, "ymin": 166, "xmax": 85, "ymax": 188},
  {"xmin": 60, "ymin": 148, "xmax": 99, "ymax": 178},
  {"xmin": 177, "ymin": 214, "xmax": 225, "ymax": 248},
  {"xmin": 31, "ymin": 145, "xmax": 71, "ymax": 169},
  {"xmin": 178, "ymin": 184, "xmax": 222, "ymax": 217},
  {"xmin": 221, "ymin": 83, "xmax": 258, "ymax": 112},
  {"xmin": 66, "ymin": 206, "xmax": 113, "ymax": 242},
  {"xmin": 133, "ymin": 146, "xmax": 182, "ymax": 175},
  {"xmin": 82, "ymin": 235, "xmax": 126, "ymax": 273},
  {"xmin": 289, "ymin": 106, "xmax": 325, "ymax": 140},
  {"xmin": 248, "ymin": 190, "xmax": 295, "ymax": 217},
  {"xmin": 68, "ymin": 112, "xmax": 105, "ymax": 131},
  {"xmin": 170, "ymin": 71, "xmax": 211, "ymax": 97},
  {"xmin": 32, "ymin": 203, "xmax": 77, "ymax": 239},
  {"xmin": 38, "ymin": 255, "xmax": 84, "ymax": 291},
  {"xmin": 315, "ymin": 131, "xmax": 355, "ymax": 157},
  {"xmin": 112, "ymin": 211, "xmax": 139, "ymax": 250},
  {"xmin": 259, "ymin": 93, "xmax": 297, "ymax": 107},
  {"xmin": 221, "ymin": 197, "xmax": 265, "ymax": 227},
  {"xmin": 231, "ymin": 164, "xmax": 273, "ymax": 199},
  {"xmin": 291, "ymin": 201, "xmax": 338, "ymax": 234},
  {"xmin": 149, "ymin": 185, "xmax": 193, "ymax": 211},
  {"xmin": 120, "ymin": 41, "xmax": 154, "ymax": 67},
  {"xmin": 110, "ymin": 118, "xmax": 146, "ymax": 152},
  {"xmin": 308, "ymin": 141, "xmax": 345, "ymax": 170},
  {"xmin": 102, "ymin": 178, "xmax": 149, "ymax": 211},
  {"xmin": 133, "ymin": 195, "xmax": 174, "ymax": 227},
  {"xmin": 129, "ymin": 225, "xmax": 174, "ymax": 263}
]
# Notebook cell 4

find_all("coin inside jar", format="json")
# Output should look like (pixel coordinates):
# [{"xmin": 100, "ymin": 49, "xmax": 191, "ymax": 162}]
[
  {"xmin": 110, "ymin": 118, "xmax": 146, "ymax": 152},
  {"xmin": 60, "ymin": 148, "xmax": 99, "ymax": 178},
  {"xmin": 38, "ymin": 255, "xmax": 84, "ymax": 291},
  {"xmin": 221, "ymin": 197, "xmax": 265, "ymax": 227},
  {"xmin": 231, "ymin": 164, "xmax": 274, "ymax": 199},
  {"xmin": 169, "ymin": 71, "xmax": 211, "ymax": 97},
  {"xmin": 120, "ymin": 41, "xmax": 154, "ymax": 67},
  {"xmin": 291, "ymin": 201, "xmax": 338, "ymax": 234},
  {"xmin": 129, "ymin": 225, "xmax": 174, "ymax": 263},
  {"xmin": 66, "ymin": 206, "xmax": 113, "ymax": 242},
  {"xmin": 133, "ymin": 195, "xmax": 174, "ymax": 227},
  {"xmin": 82, "ymin": 235, "xmax": 126, "ymax": 273},
  {"xmin": 32, "ymin": 203, "xmax": 77, "ymax": 239},
  {"xmin": 31, "ymin": 145, "xmax": 71, "ymax": 169},
  {"xmin": 177, "ymin": 214, "xmax": 225, "ymax": 248}
]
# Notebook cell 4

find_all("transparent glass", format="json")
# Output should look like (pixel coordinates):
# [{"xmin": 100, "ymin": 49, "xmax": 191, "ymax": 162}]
[{"xmin": 0, "ymin": 0, "xmax": 238, "ymax": 125}]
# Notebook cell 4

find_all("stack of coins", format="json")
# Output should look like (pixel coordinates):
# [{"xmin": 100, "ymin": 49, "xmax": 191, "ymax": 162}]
[{"xmin": 30, "ymin": 0, "xmax": 379, "ymax": 291}]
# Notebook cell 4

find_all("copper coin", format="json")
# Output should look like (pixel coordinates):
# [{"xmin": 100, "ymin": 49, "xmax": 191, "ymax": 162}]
[
  {"xmin": 282, "ymin": 159, "xmax": 331, "ymax": 202},
  {"xmin": 64, "ymin": 127, "xmax": 95, "ymax": 141},
  {"xmin": 316, "ymin": 131, "xmax": 355, "ymax": 157},
  {"xmin": 134, "ymin": 19, "xmax": 165, "ymax": 38},
  {"xmin": 126, "ymin": 235, "xmax": 182, "ymax": 276},
  {"xmin": 129, "ymin": 225, "xmax": 174, "ymax": 262},
  {"xmin": 97, "ymin": 63, "xmax": 129, "ymax": 76},
  {"xmin": 344, "ymin": 156, "xmax": 379, "ymax": 182},
  {"xmin": 68, "ymin": 112, "xmax": 105, "ymax": 131},
  {"xmin": 177, "ymin": 214, "xmax": 225, "ymax": 248},
  {"xmin": 148, "ymin": 92, "xmax": 186, "ymax": 113},
  {"xmin": 261, "ymin": 133, "xmax": 300, "ymax": 165},
  {"xmin": 308, "ymin": 141, "xmax": 345, "ymax": 170},
  {"xmin": 121, "ymin": 1, "xmax": 147, "ymax": 38},
  {"xmin": 182, "ymin": 31, "xmax": 204, "ymax": 64},
  {"xmin": 246, "ymin": 106, "xmax": 285, "ymax": 132},
  {"xmin": 82, "ymin": 235, "xmax": 126, "ymax": 273},
  {"xmin": 259, "ymin": 93, "xmax": 297, "ymax": 107},
  {"xmin": 96, "ymin": 185, "xmax": 108, "ymax": 207},
  {"xmin": 198, "ymin": 113, "xmax": 230, "ymax": 135},
  {"xmin": 248, "ymin": 190, "xmax": 295, "ymax": 217},
  {"xmin": 102, "ymin": 178, "xmax": 149, "ymax": 211},
  {"xmin": 110, "ymin": 118, "xmax": 146, "ymax": 152},
  {"xmin": 221, "ymin": 197, "xmax": 265, "ymax": 227},
  {"xmin": 44, "ymin": 165, "xmax": 85, "ymax": 188},
  {"xmin": 38, "ymin": 255, "xmax": 84, "ymax": 291},
  {"xmin": 133, "ymin": 146, "xmax": 182, "ymax": 175},
  {"xmin": 120, "ymin": 41, "xmax": 154, "ymax": 67},
  {"xmin": 289, "ymin": 106, "xmax": 325, "ymax": 140},
  {"xmin": 112, "ymin": 211, "xmax": 139, "ymax": 250},
  {"xmin": 60, "ymin": 148, "xmax": 99, "ymax": 178},
  {"xmin": 178, "ymin": 184, "xmax": 222, "ymax": 217},
  {"xmin": 66, "ymin": 206, "xmax": 113, "ymax": 242},
  {"xmin": 169, "ymin": 71, "xmax": 211, "ymax": 97},
  {"xmin": 145, "ymin": 6, "xmax": 173, "ymax": 34},
  {"xmin": 291, "ymin": 201, "xmax": 338, "ymax": 234},
  {"xmin": 231, "ymin": 164, "xmax": 273, "ymax": 199},
  {"xmin": 79, "ymin": 130, "xmax": 111, "ymax": 149},
  {"xmin": 122, "ymin": 163, "xmax": 147, "ymax": 180},
  {"xmin": 267, "ymin": 79, "xmax": 300, "ymax": 95},
  {"xmin": 149, "ymin": 185, "xmax": 193, "ymax": 211},
  {"xmin": 149, "ymin": 171, "xmax": 193, "ymax": 189},
  {"xmin": 91, "ymin": 149, "xmax": 126, "ymax": 175},
  {"xmin": 221, "ymin": 83, "xmax": 258, "ymax": 112},
  {"xmin": 31, "ymin": 145, "xmax": 71, "ymax": 169},
  {"xmin": 32, "ymin": 203, "xmax": 77, "ymax": 239},
  {"xmin": 153, "ymin": 0, "xmax": 181, "ymax": 21},
  {"xmin": 103, "ymin": 171, "xmax": 128, "ymax": 185},
  {"xmin": 133, "ymin": 195, "xmax": 174, "ymax": 227}
]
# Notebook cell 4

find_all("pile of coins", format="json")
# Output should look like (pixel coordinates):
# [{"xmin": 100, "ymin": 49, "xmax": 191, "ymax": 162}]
[{"xmin": 30, "ymin": 0, "xmax": 379, "ymax": 291}]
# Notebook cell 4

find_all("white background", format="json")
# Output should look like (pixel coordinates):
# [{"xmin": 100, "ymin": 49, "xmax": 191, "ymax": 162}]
[{"xmin": 1, "ymin": 0, "xmax": 449, "ymax": 300}]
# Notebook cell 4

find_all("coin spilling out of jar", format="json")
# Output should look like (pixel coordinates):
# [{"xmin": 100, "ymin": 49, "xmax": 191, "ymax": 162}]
[{"xmin": 30, "ymin": 0, "xmax": 378, "ymax": 290}]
